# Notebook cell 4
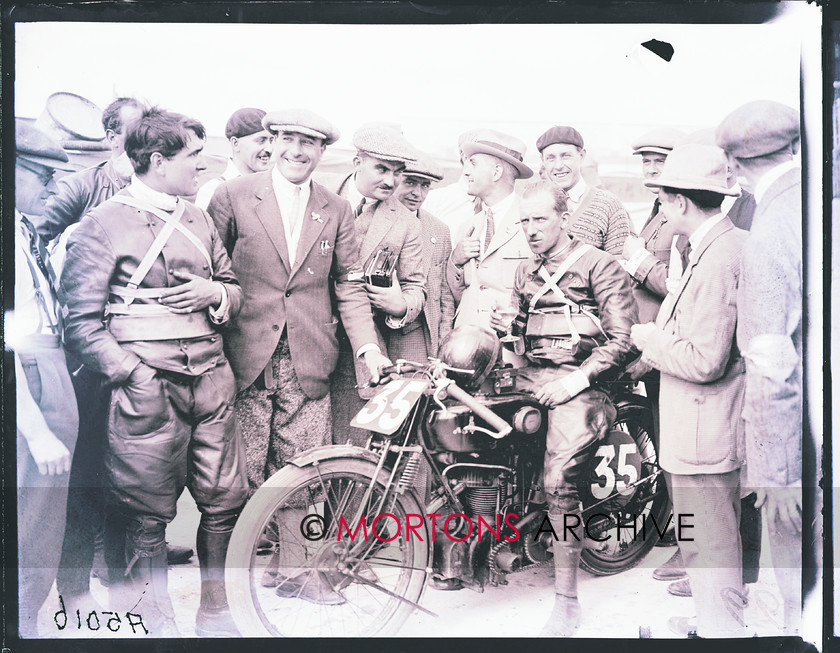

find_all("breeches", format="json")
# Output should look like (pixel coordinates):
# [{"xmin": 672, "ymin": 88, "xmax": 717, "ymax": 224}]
[
  {"xmin": 517, "ymin": 365, "xmax": 615, "ymax": 500},
  {"xmin": 105, "ymin": 359, "xmax": 248, "ymax": 555},
  {"xmin": 236, "ymin": 336, "xmax": 331, "ymax": 490}
]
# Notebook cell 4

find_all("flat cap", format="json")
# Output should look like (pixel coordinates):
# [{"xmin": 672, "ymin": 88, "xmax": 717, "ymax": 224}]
[
  {"xmin": 644, "ymin": 143, "xmax": 739, "ymax": 196},
  {"xmin": 263, "ymin": 108, "xmax": 340, "ymax": 145},
  {"xmin": 16, "ymin": 118, "xmax": 74, "ymax": 170},
  {"xmin": 631, "ymin": 127, "xmax": 685, "ymax": 156},
  {"xmin": 536, "ymin": 126, "xmax": 584, "ymax": 153},
  {"xmin": 225, "ymin": 107, "xmax": 267, "ymax": 140},
  {"xmin": 402, "ymin": 152, "xmax": 444, "ymax": 182},
  {"xmin": 716, "ymin": 100, "xmax": 799, "ymax": 159},
  {"xmin": 353, "ymin": 125, "xmax": 417, "ymax": 164}
]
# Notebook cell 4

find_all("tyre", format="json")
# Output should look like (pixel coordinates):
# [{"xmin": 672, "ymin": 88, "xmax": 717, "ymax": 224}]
[
  {"xmin": 579, "ymin": 397, "xmax": 671, "ymax": 576},
  {"xmin": 226, "ymin": 456, "xmax": 430, "ymax": 637}
]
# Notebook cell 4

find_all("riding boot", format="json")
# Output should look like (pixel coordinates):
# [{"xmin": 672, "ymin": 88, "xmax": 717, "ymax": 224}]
[
  {"xmin": 127, "ymin": 550, "xmax": 181, "ymax": 637},
  {"xmin": 540, "ymin": 497, "xmax": 583, "ymax": 637},
  {"xmin": 195, "ymin": 527, "xmax": 241, "ymax": 637}
]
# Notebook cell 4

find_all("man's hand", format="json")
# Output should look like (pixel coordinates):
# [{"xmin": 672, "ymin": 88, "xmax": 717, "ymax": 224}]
[
  {"xmin": 128, "ymin": 360, "xmax": 157, "ymax": 385},
  {"xmin": 27, "ymin": 430, "xmax": 72, "ymax": 476},
  {"xmin": 451, "ymin": 235, "xmax": 480, "ymax": 267},
  {"xmin": 755, "ymin": 487, "xmax": 802, "ymax": 533},
  {"xmin": 533, "ymin": 371, "xmax": 589, "ymax": 408},
  {"xmin": 159, "ymin": 270, "xmax": 223, "ymax": 313},
  {"xmin": 630, "ymin": 322, "xmax": 656, "ymax": 350},
  {"xmin": 621, "ymin": 235, "xmax": 646, "ymax": 261},
  {"xmin": 489, "ymin": 300, "xmax": 517, "ymax": 333},
  {"xmin": 362, "ymin": 349, "xmax": 392, "ymax": 386},
  {"xmin": 366, "ymin": 271, "xmax": 407, "ymax": 318}
]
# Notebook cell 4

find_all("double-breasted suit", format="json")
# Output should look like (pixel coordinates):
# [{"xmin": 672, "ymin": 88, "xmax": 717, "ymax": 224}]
[
  {"xmin": 208, "ymin": 171, "xmax": 379, "ymax": 486},
  {"xmin": 641, "ymin": 215, "xmax": 748, "ymax": 638},
  {"xmin": 388, "ymin": 209, "xmax": 455, "ymax": 362}
]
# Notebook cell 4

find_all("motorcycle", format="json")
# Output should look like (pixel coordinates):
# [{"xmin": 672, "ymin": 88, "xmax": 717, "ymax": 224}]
[{"xmin": 225, "ymin": 327, "xmax": 670, "ymax": 637}]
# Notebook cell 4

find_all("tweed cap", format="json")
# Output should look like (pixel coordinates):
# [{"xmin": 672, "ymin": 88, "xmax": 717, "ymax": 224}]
[
  {"xmin": 716, "ymin": 100, "xmax": 799, "ymax": 159},
  {"xmin": 263, "ymin": 108, "xmax": 340, "ymax": 145},
  {"xmin": 225, "ymin": 108, "xmax": 267, "ymax": 140},
  {"xmin": 631, "ymin": 127, "xmax": 685, "ymax": 156},
  {"xmin": 353, "ymin": 125, "xmax": 417, "ymax": 164},
  {"xmin": 16, "ymin": 118, "xmax": 74, "ymax": 170},
  {"xmin": 536, "ymin": 126, "xmax": 584, "ymax": 153},
  {"xmin": 644, "ymin": 144, "xmax": 739, "ymax": 196},
  {"xmin": 402, "ymin": 153, "xmax": 444, "ymax": 182},
  {"xmin": 461, "ymin": 129, "xmax": 533, "ymax": 179}
]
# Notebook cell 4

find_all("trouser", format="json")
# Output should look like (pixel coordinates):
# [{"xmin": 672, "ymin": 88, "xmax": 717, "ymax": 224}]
[
  {"xmin": 56, "ymin": 361, "xmax": 109, "ymax": 597},
  {"xmin": 740, "ymin": 492, "xmax": 762, "ymax": 584},
  {"xmin": 330, "ymin": 340, "xmax": 370, "ymax": 448},
  {"xmin": 105, "ymin": 359, "xmax": 248, "ymax": 564},
  {"xmin": 236, "ymin": 336, "xmax": 332, "ymax": 491},
  {"xmin": 666, "ymin": 469, "xmax": 746, "ymax": 638},
  {"xmin": 17, "ymin": 347, "xmax": 79, "ymax": 637},
  {"xmin": 765, "ymin": 487, "xmax": 802, "ymax": 634}
]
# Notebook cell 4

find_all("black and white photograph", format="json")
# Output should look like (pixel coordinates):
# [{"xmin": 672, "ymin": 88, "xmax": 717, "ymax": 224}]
[{"xmin": 5, "ymin": 0, "xmax": 824, "ymax": 646}]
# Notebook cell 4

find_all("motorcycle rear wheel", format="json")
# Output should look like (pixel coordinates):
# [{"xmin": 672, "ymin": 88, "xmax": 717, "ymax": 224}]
[
  {"xmin": 226, "ymin": 457, "xmax": 430, "ymax": 637},
  {"xmin": 579, "ymin": 399, "xmax": 671, "ymax": 576}
]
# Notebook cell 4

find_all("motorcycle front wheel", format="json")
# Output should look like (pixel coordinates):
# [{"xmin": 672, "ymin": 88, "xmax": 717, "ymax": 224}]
[{"xmin": 226, "ymin": 457, "xmax": 430, "ymax": 637}]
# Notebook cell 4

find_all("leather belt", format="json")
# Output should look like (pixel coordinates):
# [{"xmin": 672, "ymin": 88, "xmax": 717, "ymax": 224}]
[{"xmin": 107, "ymin": 311, "xmax": 216, "ymax": 342}]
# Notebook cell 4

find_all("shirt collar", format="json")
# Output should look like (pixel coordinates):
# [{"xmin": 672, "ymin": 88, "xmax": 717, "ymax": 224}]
[
  {"xmin": 688, "ymin": 211, "xmax": 726, "ymax": 255},
  {"xmin": 223, "ymin": 159, "xmax": 242, "ymax": 181},
  {"xmin": 346, "ymin": 174, "xmax": 366, "ymax": 211},
  {"xmin": 271, "ymin": 165, "xmax": 310, "ymax": 198},
  {"xmin": 128, "ymin": 175, "xmax": 179, "ymax": 211},
  {"xmin": 566, "ymin": 177, "xmax": 587, "ymax": 204},
  {"xmin": 482, "ymin": 191, "xmax": 515, "ymax": 221},
  {"xmin": 753, "ymin": 160, "xmax": 799, "ymax": 204}
]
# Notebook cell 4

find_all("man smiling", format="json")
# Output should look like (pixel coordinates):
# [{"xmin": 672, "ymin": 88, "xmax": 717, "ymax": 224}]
[
  {"xmin": 196, "ymin": 107, "xmax": 274, "ymax": 209},
  {"xmin": 62, "ymin": 107, "xmax": 247, "ymax": 636}
]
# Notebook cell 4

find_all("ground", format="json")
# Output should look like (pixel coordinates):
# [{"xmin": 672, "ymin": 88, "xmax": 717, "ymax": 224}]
[{"xmin": 38, "ymin": 491, "xmax": 790, "ymax": 640}]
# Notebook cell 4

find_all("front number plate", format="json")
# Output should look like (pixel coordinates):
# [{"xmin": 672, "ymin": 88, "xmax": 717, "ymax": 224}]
[{"xmin": 350, "ymin": 378, "xmax": 430, "ymax": 435}]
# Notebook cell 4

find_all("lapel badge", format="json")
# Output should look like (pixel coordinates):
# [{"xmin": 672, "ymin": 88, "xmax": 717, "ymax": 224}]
[
  {"xmin": 320, "ymin": 240, "xmax": 333, "ymax": 255},
  {"xmin": 311, "ymin": 212, "xmax": 323, "ymax": 223},
  {"xmin": 307, "ymin": 267, "xmax": 314, "ymax": 275}
]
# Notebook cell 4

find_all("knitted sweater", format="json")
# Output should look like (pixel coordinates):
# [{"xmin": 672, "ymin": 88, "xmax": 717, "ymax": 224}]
[{"xmin": 568, "ymin": 187, "xmax": 631, "ymax": 256}]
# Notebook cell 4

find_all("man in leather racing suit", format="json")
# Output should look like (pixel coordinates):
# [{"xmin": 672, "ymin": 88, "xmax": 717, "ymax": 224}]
[{"xmin": 491, "ymin": 180, "xmax": 636, "ymax": 637}]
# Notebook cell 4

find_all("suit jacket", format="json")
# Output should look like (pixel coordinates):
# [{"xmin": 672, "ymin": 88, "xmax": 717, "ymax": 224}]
[
  {"xmin": 334, "ymin": 174, "xmax": 427, "ymax": 392},
  {"xmin": 388, "ymin": 209, "xmax": 455, "ymax": 362},
  {"xmin": 727, "ymin": 190, "xmax": 757, "ymax": 232},
  {"xmin": 207, "ymin": 171, "xmax": 379, "ymax": 398},
  {"xmin": 61, "ymin": 194, "xmax": 242, "ymax": 384},
  {"xmin": 641, "ymin": 216, "xmax": 747, "ymax": 475},
  {"xmin": 736, "ymin": 168, "xmax": 802, "ymax": 487},
  {"xmin": 629, "ymin": 208, "xmax": 689, "ymax": 324}
]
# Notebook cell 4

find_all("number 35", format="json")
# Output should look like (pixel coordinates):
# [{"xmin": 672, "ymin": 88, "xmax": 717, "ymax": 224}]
[{"xmin": 590, "ymin": 443, "xmax": 639, "ymax": 500}]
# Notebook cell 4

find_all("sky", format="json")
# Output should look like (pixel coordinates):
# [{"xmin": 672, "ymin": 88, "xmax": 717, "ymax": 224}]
[{"xmin": 14, "ymin": 6, "xmax": 817, "ymax": 172}]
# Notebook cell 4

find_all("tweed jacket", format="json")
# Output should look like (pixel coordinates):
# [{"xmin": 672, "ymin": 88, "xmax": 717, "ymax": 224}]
[
  {"xmin": 36, "ymin": 159, "xmax": 130, "ymax": 242},
  {"xmin": 736, "ymin": 168, "xmax": 802, "ymax": 487},
  {"xmin": 388, "ymin": 209, "xmax": 455, "ymax": 362},
  {"xmin": 642, "ymin": 216, "xmax": 748, "ymax": 475},
  {"xmin": 208, "ymin": 171, "xmax": 380, "ymax": 398},
  {"xmin": 333, "ymin": 174, "xmax": 427, "ymax": 391},
  {"xmin": 446, "ymin": 193, "xmax": 531, "ymax": 329},
  {"xmin": 61, "ymin": 192, "xmax": 242, "ymax": 385},
  {"xmin": 628, "ymin": 208, "xmax": 689, "ymax": 324}
]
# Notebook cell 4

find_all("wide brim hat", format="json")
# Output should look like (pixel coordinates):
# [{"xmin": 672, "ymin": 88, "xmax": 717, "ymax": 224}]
[
  {"xmin": 460, "ymin": 129, "xmax": 533, "ymax": 179},
  {"xmin": 644, "ymin": 143, "xmax": 739, "ymax": 196},
  {"xmin": 715, "ymin": 100, "xmax": 799, "ymax": 159},
  {"xmin": 16, "ymin": 118, "xmax": 75, "ymax": 171},
  {"xmin": 263, "ymin": 108, "xmax": 340, "ymax": 145},
  {"xmin": 631, "ymin": 126, "xmax": 685, "ymax": 156}
]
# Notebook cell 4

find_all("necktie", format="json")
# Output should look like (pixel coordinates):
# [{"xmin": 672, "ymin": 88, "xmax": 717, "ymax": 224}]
[
  {"xmin": 648, "ymin": 198, "xmax": 661, "ymax": 223},
  {"xmin": 483, "ymin": 206, "xmax": 495, "ymax": 252},
  {"xmin": 288, "ymin": 185, "xmax": 301, "ymax": 232},
  {"xmin": 355, "ymin": 197, "xmax": 366, "ymax": 218}
]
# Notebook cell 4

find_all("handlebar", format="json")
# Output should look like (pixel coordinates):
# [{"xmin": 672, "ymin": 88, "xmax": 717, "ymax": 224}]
[{"xmin": 443, "ymin": 380, "xmax": 513, "ymax": 440}]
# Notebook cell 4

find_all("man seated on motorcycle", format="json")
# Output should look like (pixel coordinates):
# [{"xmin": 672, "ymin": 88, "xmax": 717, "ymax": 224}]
[{"xmin": 490, "ymin": 180, "xmax": 637, "ymax": 637}]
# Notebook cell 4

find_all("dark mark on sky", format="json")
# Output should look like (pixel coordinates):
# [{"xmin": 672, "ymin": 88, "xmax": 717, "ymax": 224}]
[{"xmin": 642, "ymin": 39, "xmax": 675, "ymax": 62}]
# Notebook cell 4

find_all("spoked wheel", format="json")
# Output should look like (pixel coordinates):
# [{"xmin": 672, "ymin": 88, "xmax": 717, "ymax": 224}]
[
  {"xmin": 226, "ymin": 457, "xmax": 430, "ymax": 637},
  {"xmin": 579, "ymin": 399, "xmax": 671, "ymax": 576}
]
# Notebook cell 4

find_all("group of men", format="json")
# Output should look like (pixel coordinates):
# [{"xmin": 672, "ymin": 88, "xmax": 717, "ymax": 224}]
[{"xmin": 12, "ymin": 95, "xmax": 803, "ymax": 640}]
